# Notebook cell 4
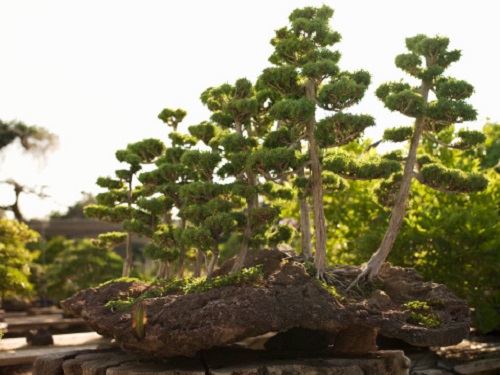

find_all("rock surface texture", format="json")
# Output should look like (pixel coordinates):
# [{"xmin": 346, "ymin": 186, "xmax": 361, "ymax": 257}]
[{"xmin": 61, "ymin": 250, "xmax": 470, "ymax": 358}]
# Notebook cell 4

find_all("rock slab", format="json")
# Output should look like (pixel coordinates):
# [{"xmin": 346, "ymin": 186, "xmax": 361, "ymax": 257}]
[{"xmin": 61, "ymin": 250, "xmax": 470, "ymax": 358}]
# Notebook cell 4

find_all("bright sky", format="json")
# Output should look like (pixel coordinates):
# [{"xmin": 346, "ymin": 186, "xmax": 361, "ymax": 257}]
[{"xmin": 0, "ymin": 1, "xmax": 498, "ymax": 220}]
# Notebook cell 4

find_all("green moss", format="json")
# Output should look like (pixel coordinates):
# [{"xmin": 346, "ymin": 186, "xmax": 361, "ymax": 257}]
[
  {"xmin": 317, "ymin": 280, "xmax": 345, "ymax": 301},
  {"xmin": 98, "ymin": 277, "xmax": 141, "ymax": 288},
  {"xmin": 105, "ymin": 266, "xmax": 265, "ymax": 311},
  {"xmin": 404, "ymin": 300, "xmax": 443, "ymax": 328}
]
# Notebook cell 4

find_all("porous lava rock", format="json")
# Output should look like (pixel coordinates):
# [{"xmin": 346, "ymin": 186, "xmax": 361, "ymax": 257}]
[{"xmin": 61, "ymin": 250, "xmax": 470, "ymax": 358}]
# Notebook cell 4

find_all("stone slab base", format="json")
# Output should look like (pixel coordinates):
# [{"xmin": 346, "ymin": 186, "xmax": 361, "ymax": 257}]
[{"xmin": 33, "ymin": 347, "xmax": 411, "ymax": 375}]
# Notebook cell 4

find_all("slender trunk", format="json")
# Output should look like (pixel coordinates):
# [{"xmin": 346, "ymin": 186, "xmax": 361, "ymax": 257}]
[
  {"xmin": 194, "ymin": 250, "xmax": 203, "ymax": 278},
  {"xmin": 232, "ymin": 118, "xmax": 258, "ymax": 273},
  {"xmin": 156, "ymin": 261, "xmax": 166, "ymax": 279},
  {"xmin": 297, "ymin": 169, "xmax": 312, "ymax": 258},
  {"xmin": 122, "ymin": 177, "xmax": 134, "ymax": 277},
  {"xmin": 305, "ymin": 80, "xmax": 328, "ymax": 277},
  {"xmin": 292, "ymin": 126, "xmax": 312, "ymax": 258},
  {"xmin": 165, "ymin": 261, "xmax": 172, "ymax": 279},
  {"xmin": 231, "ymin": 196, "xmax": 256, "ymax": 273},
  {"xmin": 122, "ymin": 232, "xmax": 133, "ymax": 277},
  {"xmin": 360, "ymin": 84, "xmax": 431, "ymax": 281},
  {"xmin": 207, "ymin": 247, "xmax": 219, "ymax": 279},
  {"xmin": 177, "ymin": 218, "xmax": 187, "ymax": 278}
]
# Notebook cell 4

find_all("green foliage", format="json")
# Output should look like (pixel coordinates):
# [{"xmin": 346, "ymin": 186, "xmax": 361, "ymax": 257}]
[
  {"xmin": 376, "ymin": 83, "xmax": 425, "ymax": 117},
  {"xmin": 0, "ymin": 219, "xmax": 38, "ymax": 303},
  {"xmin": 188, "ymin": 122, "xmax": 219, "ymax": 146},
  {"xmin": 454, "ymin": 129, "xmax": 486, "ymax": 150},
  {"xmin": 95, "ymin": 232, "xmax": 127, "ymax": 248},
  {"xmin": 317, "ymin": 71, "xmax": 371, "ymax": 111},
  {"xmin": 383, "ymin": 126, "xmax": 414, "ymax": 143},
  {"xmin": 479, "ymin": 123, "xmax": 500, "ymax": 170},
  {"xmin": 435, "ymin": 78, "xmax": 474, "ymax": 100},
  {"xmin": 315, "ymin": 113, "xmax": 375, "ymax": 148},
  {"xmin": 323, "ymin": 151, "xmax": 401, "ymax": 180},
  {"xmin": 269, "ymin": 98, "xmax": 316, "ymax": 124},
  {"xmin": 420, "ymin": 163, "xmax": 488, "ymax": 193},
  {"xmin": 158, "ymin": 108, "xmax": 187, "ymax": 131}
]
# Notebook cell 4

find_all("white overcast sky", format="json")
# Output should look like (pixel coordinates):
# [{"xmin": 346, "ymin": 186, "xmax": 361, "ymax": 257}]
[{"xmin": 0, "ymin": 0, "xmax": 498, "ymax": 220}]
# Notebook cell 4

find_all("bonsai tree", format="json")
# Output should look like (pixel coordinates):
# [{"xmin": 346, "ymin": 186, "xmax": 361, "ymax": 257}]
[
  {"xmin": 0, "ymin": 219, "xmax": 39, "ymax": 308},
  {"xmin": 84, "ymin": 138, "xmax": 165, "ymax": 277},
  {"xmin": 200, "ymin": 78, "xmax": 292, "ymax": 272},
  {"xmin": 351, "ymin": 34, "xmax": 488, "ymax": 284},
  {"xmin": 257, "ymin": 5, "xmax": 387, "ymax": 277},
  {"xmin": 138, "ymin": 108, "xmax": 199, "ymax": 278}
]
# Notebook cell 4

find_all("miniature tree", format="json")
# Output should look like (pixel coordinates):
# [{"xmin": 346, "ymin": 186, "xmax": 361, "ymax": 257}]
[
  {"xmin": 138, "ymin": 108, "xmax": 199, "ymax": 278},
  {"xmin": 200, "ymin": 78, "xmax": 292, "ymax": 272},
  {"xmin": 257, "ymin": 5, "xmax": 384, "ymax": 277},
  {"xmin": 351, "ymin": 35, "xmax": 488, "ymax": 284},
  {"xmin": 84, "ymin": 138, "xmax": 165, "ymax": 277}
]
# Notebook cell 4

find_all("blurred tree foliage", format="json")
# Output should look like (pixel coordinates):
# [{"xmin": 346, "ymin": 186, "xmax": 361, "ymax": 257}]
[
  {"xmin": 44, "ymin": 238, "xmax": 122, "ymax": 301},
  {"xmin": 0, "ymin": 219, "xmax": 39, "ymax": 307}
]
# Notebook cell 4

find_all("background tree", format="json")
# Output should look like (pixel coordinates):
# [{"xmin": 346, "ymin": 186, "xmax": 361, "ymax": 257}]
[
  {"xmin": 0, "ymin": 119, "xmax": 57, "ymax": 157},
  {"xmin": 45, "ymin": 238, "xmax": 122, "ymax": 301},
  {"xmin": 351, "ymin": 34, "xmax": 488, "ymax": 284},
  {"xmin": 0, "ymin": 219, "xmax": 39, "ymax": 308},
  {"xmin": 0, "ymin": 118, "xmax": 57, "ymax": 220},
  {"xmin": 257, "ymin": 5, "xmax": 390, "ymax": 277},
  {"xmin": 84, "ymin": 138, "xmax": 165, "ymax": 277},
  {"xmin": 50, "ymin": 192, "xmax": 96, "ymax": 219},
  {"xmin": 478, "ymin": 122, "xmax": 500, "ymax": 172}
]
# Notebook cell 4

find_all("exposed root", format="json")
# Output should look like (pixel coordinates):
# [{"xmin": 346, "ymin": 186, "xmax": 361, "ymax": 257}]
[
  {"xmin": 323, "ymin": 271, "xmax": 350, "ymax": 290},
  {"xmin": 346, "ymin": 263, "xmax": 382, "ymax": 292},
  {"xmin": 316, "ymin": 270, "xmax": 327, "ymax": 283}
]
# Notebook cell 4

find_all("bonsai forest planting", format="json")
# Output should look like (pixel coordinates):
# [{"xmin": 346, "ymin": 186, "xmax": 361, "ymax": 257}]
[
  {"xmin": 4, "ymin": 4, "xmax": 498, "ymax": 360},
  {"xmin": 85, "ymin": 5, "xmax": 487, "ymax": 285},
  {"xmin": 68, "ymin": 5, "xmax": 494, "ymax": 356}
]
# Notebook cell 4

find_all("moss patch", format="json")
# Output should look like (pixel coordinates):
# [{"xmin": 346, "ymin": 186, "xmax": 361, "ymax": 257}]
[
  {"xmin": 105, "ymin": 266, "xmax": 265, "ymax": 311},
  {"xmin": 404, "ymin": 300, "xmax": 443, "ymax": 329}
]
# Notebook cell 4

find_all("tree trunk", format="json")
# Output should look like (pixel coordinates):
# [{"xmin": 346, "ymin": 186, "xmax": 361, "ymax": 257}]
[
  {"xmin": 156, "ymin": 261, "xmax": 167, "ymax": 279},
  {"xmin": 177, "ymin": 219, "xmax": 187, "ymax": 278},
  {"xmin": 207, "ymin": 247, "xmax": 219, "ymax": 279},
  {"xmin": 231, "ymin": 196, "xmax": 256, "ymax": 273},
  {"xmin": 354, "ymin": 83, "xmax": 431, "ymax": 283},
  {"xmin": 297, "ymin": 171, "xmax": 312, "ymax": 258},
  {"xmin": 194, "ymin": 250, "xmax": 204, "ymax": 278},
  {"xmin": 122, "ymin": 177, "xmax": 134, "ymax": 277},
  {"xmin": 305, "ymin": 80, "xmax": 328, "ymax": 277},
  {"xmin": 122, "ymin": 232, "xmax": 133, "ymax": 277}
]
